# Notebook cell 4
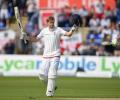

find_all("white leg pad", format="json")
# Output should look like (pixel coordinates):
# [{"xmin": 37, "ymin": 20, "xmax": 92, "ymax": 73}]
[
  {"xmin": 48, "ymin": 57, "xmax": 60, "ymax": 79},
  {"xmin": 46, "ymin": 78, "xmax": 55, "ymax": 96}
]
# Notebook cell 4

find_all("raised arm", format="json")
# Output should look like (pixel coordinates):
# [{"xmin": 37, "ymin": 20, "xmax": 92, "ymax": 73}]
[
  {"xmin": 28, "ymin": 35, "xmax": 40, "ymax": 42},
  {"xmin": 20, "ymin": 32, "xmax": 40, "ymax": 43},
  {"xmin": 64, "ymin": 25, "xmax": 77, "ymax": 37},
  {"xmin": 21, "ymin": 29, "xmax": 44, "ymax": 42}
]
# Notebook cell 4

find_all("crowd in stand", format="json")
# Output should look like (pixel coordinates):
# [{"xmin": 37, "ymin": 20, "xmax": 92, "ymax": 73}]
[
  {"xmin": 0, "ymin": 0, "xmax": 120, "ymax": 56},
  {"xmin": 58, "ymin": 3, "xmax": 120, "ymax": 56}
]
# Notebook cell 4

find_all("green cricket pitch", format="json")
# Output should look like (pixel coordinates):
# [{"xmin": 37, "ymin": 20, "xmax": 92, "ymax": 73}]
[{"xmin": 0, "ymin": 77, "xmax": 120, "ymax": 100}]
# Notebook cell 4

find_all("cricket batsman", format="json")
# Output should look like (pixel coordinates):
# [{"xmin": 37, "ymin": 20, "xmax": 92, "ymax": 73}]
[{"xmin": 22, "ymin": 16, "xmax": 77, "ymax": 97}]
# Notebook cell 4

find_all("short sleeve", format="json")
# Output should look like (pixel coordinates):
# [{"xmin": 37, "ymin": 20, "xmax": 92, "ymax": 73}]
[
  {"xmin": 58, "ymin": 27, "xmax": 66, "ymax": 36},
  {"xmin": 37, "ymin": 29, "xmax": 44, "ymax": 39}
]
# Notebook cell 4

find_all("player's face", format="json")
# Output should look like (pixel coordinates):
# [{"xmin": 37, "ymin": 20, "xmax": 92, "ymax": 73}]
[{"xmin": 48, "ymin": 20, "xmax": 55, "ymax": 29}]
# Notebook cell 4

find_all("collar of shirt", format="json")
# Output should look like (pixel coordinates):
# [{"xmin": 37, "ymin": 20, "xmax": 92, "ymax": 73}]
[{"xmin": 48, "ymin": 27, "xmax": 56, "ymax": 32}]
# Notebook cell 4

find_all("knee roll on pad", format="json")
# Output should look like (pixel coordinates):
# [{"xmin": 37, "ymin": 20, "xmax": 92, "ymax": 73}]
[{"xmin": 48, "ymin": 75, "xmax": 56, "ymax": 79}]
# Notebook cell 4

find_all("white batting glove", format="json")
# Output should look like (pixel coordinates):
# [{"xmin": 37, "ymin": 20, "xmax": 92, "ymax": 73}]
[
  {"xmin": 20, "ymin": 32, "xmax": 28, "ymax": 44},
  {"xmin": 70, "ymin": 25, "xmax": 77, "ymax": 33}
]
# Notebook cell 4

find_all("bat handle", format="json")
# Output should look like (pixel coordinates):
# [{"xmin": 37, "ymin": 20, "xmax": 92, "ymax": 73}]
[
  {"xmin": 20, "ymin": 32, "xmax": 28, "ymax": 44},
  {"xmin": 24, "ymin": 39, "xmax": 27, "ymax": 44}
]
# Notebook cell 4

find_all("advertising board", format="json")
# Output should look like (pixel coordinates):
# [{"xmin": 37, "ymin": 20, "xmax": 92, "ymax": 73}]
[{"xmin": 0, "ymin": 55, "xmax": 119, "ymax": 78}]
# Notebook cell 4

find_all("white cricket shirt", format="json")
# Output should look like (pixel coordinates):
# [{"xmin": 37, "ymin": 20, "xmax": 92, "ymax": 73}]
[{"xmin": 37, "ymin": 27, "xmax": 66, "ymax": 57}]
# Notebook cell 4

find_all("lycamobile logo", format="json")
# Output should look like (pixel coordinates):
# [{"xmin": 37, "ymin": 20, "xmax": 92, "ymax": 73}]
[
  {"xmin": 3, "ymin": 59, "xmax": 42, "ymax": 71},
  {"xmin": 1, "ymin": 57, "xmax": 120, "ymax": 73},
  {"xmin": 101, "ymin": 57, "xmax": 120, "ymax": 73},
  {"xmin": 3, "ymin": 58, "xmax": 96, "ymax": 71}
]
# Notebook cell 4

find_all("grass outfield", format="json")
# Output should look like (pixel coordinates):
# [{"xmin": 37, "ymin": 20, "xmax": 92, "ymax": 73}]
[{"xmin": 0, "ymin": 77, "xmax": 120, "ymax": 100}]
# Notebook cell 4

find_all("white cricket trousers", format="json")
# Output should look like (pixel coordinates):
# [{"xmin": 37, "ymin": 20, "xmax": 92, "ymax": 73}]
[
  {"xmin": 39, "ymin": 56, "xmax": 60, "ymax": 96},
  {"xmin": 39, "ymin": 56, "xmax": 60, "ymax": 79}
]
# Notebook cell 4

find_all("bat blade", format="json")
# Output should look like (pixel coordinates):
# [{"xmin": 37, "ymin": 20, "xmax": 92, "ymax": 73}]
[
  {"xmin": 14, "ymin": 7, "xmax": 24, "ymax": 33},
  {"xmin": 14, "ymin": 7, "xmax": 27, "ymax": 44}
]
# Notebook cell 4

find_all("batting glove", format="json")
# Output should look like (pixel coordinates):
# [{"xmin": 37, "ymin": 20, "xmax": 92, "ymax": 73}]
[
  {"xmin": 70, "ymin": 25, "xmax": 77, "ymax": 33},
  {"xmin": 20, "ymin": 32, "xmax": 28, "ymax": 44}
]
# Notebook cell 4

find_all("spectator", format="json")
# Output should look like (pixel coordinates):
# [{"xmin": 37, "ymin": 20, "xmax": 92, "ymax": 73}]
[
  {"xmin": 87, "ymin": 45, "xmax": 97, "ymax": 55},
  {"xmin": 101, "ymin": 25, "xmax": 114, "ymax": 56},
  {"xmin": 0, "ymin": 0, "xmax": 119, "ymax": 56},
  {"xmin": 86, "ymin": 28, "xmax": 103, "ymax": 55},
  {"xmin": 79, "ymin": 6, "xmax": 88, "ymax": 26},
  {"xmin": 26, "ymin": 10, "xmax": 39, "ymax": 34},
  {"xmin": 103, "ymin": 43, "xmax": 114, "ymax": 56},
  {"xmin": 115, "ymin": 7, "xmax": 120, "ymax": 22},
  {"xmin": 89, "ymin": 14, "xmax": 100, "ymax": 31},
  {"xmin": 64, "ymin": 5, "xmax": 72, "ymax": 28},
  {"xmin": 82, "ymin": 37, "xmax": 97, "ymax": 55},
  {"xmin": 114, "ymin": 23, "xmax": 120, "ymax": 56},
  {"xmin": 101, "ymin": 26, "xmax": 112, "ymax": 43},
  {"xmin": 100, "ymin": 15, "xmax": 111, "ymax": 28},
  {"xmin": 3, "ymin": 39, "xmax": 15, "ymax": 54},
  {"xmin": 0, "ymin": 27, "xmax": 16, "ymax": 54},
  {"xmin": 78, "ymin": 42, "xmax": 89, "ymax": 55},
  {"xmin": 87, "ymin": 30, "xmax": 102, "ymax": 46},
  {"xmin": 13, "ymin": 0, "xmax": 27, "ymax": 16},
  {"xmin": 95, "ymin": 31, "xmax": 103, "ymax": 46},
  {"xmin": 110, "ymin": 10, "xmax": 117, "ymax": 24},
  {"xmin": 86, "ymin": 30, "xmax": 97, "ymax": 45},
  {"xmin": 94, "ymin": 0, "xmax": 105, "ymax": 19},
  {"xmin": 79, "ymin": 6, "xmax": 88, "ymax": 18},
  {"xmin": 96, "ymin": 46, "xmax": 106, "ymax": 56},
  {"xmin": 111, "ymin": 23, "xmax": 119, "ymax": 42},
  {"xmin": 70, "ymin": 14, "xmax": 82, "ymax": 27},
  {"xmin": 18, "ymin": 0, "xmax": 27, "ymax": 16},
  {"xmin": 7, "ymin": 1, "xmax": 14, "ymax": 18},
  {"xmin": 104, "ymin": 7, "xmax": 112, "ymax": 18},
  {"xmin": 58, "ymin": 7, "xmax": 67, "ymax": 27},
  {"xmin": 0, "ymin": 0, "xmax": 9, "ymax": 27},
  {"xmin": 26, "ymin": 0, "xmax": 37, "ymax": 21},
  {"xmin": 72, "ymin": 5, "xmax": 80, "ymax": 15},
  {"xmin": 114, "ymin": 35, "xmax": 120, "ymax": 56},
  {"xmin": 0, "ymin": 18, "xmax": 6, "ymax": 30},
  {"xmin": 58, "ymin": 5, "xmax": 72, "ymax": 28},
  {"xmin": 89, "ymin": 5, "xmax": 95, "ymax": 16}
]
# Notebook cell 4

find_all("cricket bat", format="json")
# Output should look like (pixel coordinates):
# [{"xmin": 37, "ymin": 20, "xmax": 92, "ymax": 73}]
[{"xmin": 14, "ymin": 6, "xmax": 27, "ymax": 44}]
